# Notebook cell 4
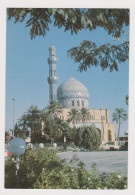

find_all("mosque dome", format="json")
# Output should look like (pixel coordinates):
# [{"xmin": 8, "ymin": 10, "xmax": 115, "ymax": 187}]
[{"xmin": 57, "ymin": 77, "xmax": 89, "ymax": 108}]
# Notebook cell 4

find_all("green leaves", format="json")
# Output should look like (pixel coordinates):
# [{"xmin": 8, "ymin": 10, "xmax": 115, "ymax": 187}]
[
  {"xmin": 80, "ymin": 108, "xmax": 91, "ymax": 124},
  {"xmin": 5, "ymin": 148, "xmax": 127, "ymax": 189},
  {"xmin": 45, "ymin": 100, "xmax": 62, "ymax": 118},
  {"xmin": 7, "ymin": 8, "xmax": 129, "ymax": 72},
  {"xmin": 8, "ymin": 8, "xmax": 51, "ymax": 40},
  {"xmin": 112, "ymin": 108, "xmax": 128, "ymax": 141},
  {"xmin": 67, "ymin": 108, "xmax": 81, "ymax": 126},
  {"xmin": 68, "ymin": 40, "xmax": 129, "ymax": 72},
  {"xmin": 74, "ymin": 125, "xmax": 101, "ymax": 150},
  {"xmin": 7, "ymin": 8, "xmax": 129, "ymax": 40},
  {"xmin": 112, "ymin": 108, "xmax": 128, "ymax": 122},
  {"xmin": 42, "ymin": 101, "xmax": 69, "ymax": 144},
  {"xmin": 125, "ymin": 95, "xmax": 129, "ymax": 105}
]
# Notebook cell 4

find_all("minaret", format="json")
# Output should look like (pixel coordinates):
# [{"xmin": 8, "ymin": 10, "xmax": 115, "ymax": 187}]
[{"xmin": 47, "ymin": 45, "xmax": 58, "ymax": 102}]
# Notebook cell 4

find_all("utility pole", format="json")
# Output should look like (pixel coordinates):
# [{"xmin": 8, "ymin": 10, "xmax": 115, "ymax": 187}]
[{"xmin": 12, "ymin": 97, "xmax": 16, "ymax": 136}]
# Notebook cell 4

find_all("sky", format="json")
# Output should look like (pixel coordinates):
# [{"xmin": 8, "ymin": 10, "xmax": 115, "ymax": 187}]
[{"xmin": 6, "ymin": 12, "xmax": 129, "ymax": 136}]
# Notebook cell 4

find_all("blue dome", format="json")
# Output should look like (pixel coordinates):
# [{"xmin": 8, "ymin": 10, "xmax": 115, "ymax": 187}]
[
  {"xmin": 57, "ymin": 77, "xmax": 89, "ymax": 99},
  {"xmin": 57, "ymin": 77, "xmax": 89, "ymax": 108}
]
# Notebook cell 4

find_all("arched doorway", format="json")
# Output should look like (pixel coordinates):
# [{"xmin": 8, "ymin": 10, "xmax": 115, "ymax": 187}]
[{"xmin": 108, "ymin": 130, "xmax": 112, "ymax": 141}]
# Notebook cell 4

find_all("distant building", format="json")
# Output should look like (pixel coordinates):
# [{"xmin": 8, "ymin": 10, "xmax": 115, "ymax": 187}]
[
  {"xmin": 119, "ymin": 131, "xmax": 128, "ymax": 147},
  {"xmin": 47, "ymin": 45, "xmax": 115, "ymax": 144}
]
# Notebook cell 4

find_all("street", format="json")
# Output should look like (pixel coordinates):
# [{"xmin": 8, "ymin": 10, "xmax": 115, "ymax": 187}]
[{"xmin": 58, "ymin": 151, "xmax": 128, "ymax": 177}]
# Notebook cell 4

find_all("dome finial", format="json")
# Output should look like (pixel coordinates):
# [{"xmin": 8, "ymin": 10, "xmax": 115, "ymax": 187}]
[{"xmin": 49, "ymin": 44, "xmax": 56, "ymax": 51}]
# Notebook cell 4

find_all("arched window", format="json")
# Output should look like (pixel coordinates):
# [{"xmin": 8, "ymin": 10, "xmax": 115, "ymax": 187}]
[
  {"xmin": 108, "ymin": 130, "xmax": 112, "ymax": 141},
  {"xmin": 82, "ymin": 101, "xmax": 84, "ymax": 107},
  {"xmin": 72, "ymin": 100, "xmax": 75, "ymax": 107},
  {"xmin": 77, "ymin": 100, "xmax": 80, "ymax": 107}
]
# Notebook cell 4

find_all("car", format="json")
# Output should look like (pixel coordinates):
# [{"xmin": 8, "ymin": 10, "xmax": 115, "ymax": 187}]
[{"xmin": 80, "ymin": 148, "xmax": 86, "ymax": 152}]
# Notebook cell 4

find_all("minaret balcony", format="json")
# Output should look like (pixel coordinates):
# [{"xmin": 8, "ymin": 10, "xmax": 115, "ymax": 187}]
[
  {"xmin": 48, "ymin": 76, "xmax": 58, "ymax": 84},
  {"xmin": 48, "ymin": 58, "xmax": 57, "ymax": 64}
]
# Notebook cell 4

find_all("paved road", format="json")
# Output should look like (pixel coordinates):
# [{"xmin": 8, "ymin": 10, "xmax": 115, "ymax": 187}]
[{"xmin": 58, "ymin": 151, "xmax": 128, "ymax": 177}]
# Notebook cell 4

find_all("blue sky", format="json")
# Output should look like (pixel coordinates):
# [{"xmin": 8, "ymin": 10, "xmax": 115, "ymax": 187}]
[{"xmin": 6, "ymin": 14, "xmax": 129, "ymax": 136}]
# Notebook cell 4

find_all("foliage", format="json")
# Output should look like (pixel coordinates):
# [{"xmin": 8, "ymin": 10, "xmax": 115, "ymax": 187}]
[
  {"xmin": 67, "ymin": 40, "xmax": 129, "ymax": 72},
  {"xmin": 5, "ymin": 132, "xmax": 10, "ymax": 142},
  {"xmin": 5, "ymin": 159, "xmax": 18, "ymax": 188},
  {"xmin": 55, "ymin": 118, "xmax": 71, "ymax": 142},
  {"xmin": 56, "ymin": 118, "xmax": 70, "ymax": 135},
  {"xmin": 74, "ymin": 125, "xmax": 101, "ymax": 150},
  {"xmin": 14, "ymin": 129, "xmax": 28, "ymax": 139},
  {"xmin": 13, "ymin": 114, "xmax": 30, "ymax": 139},
  {"xmin": 31, "ymin": 132, "xmax": 43, "ymax": 143},
  {"xmin": 125, "ymin": 95, "xmax": 129, "ymax": 105},
  {"xmin": 18, "ymin": 114, "xmax": 28, "ymax": 131},
  {"xmin": 14, "ymin": 123, "xmax": 29, "ymax": 139},
  {"xmin": 74, "ymin": 127, "xmax": 84, "ymax": 146},
  {"xmin": 12, "ymin": 105, "xmax": 42, "ymax": 143},
  {"xmin": 25, "ymin": 105, "xmax": 42, "ymax": 143},
  {"xmin": 7, "ymin": 8, "xmax": 129, "ymax": 72},
  {"xmin": 119, "ymin": 142, "xmax": 128, "ymax": 151},
  {"xmin": 45, "ymin": 100, "xmax": 62, "ymax": 118},
  {"xmin": 7, "ymin": 9, "xmax": 129, "ymax": 40},
  {"xmin": 5, "ymin": 148, "xmax": 127, "ymax": 189},
  {"xmin": 5, "ymin": 131, "xmax": 9, "ymax": 137},
  {"xmin": 41, "ymin": 101, "xmax": 63, "ymax": 144},
  {"xmin": 112, "ymin": 108, "xmax": 128, "ymax": 141},
  {"xmin": 12, "ymin": 102, "xmax": 67, "ymax": 144},
  {"xmin": 43, "ymin": 113, "xmax": 71, "ymax": 145},
  {"xmin": 43, "ymin": 116, "xmax": 58, "ymax": 145},
  {"xmin": 66, "ymin": 126, "xmax": 78, "ymax": 144},
  {"xmin": 80, "ymin": 108, "xmax": 91, "ymax": 125},
  {"xmin": 67, "ymin": 108, "xmax": 81, "ymax": 126},
  {"xmin": 26, "ymin": 105, "xmax": 41, "ymax": 129}
]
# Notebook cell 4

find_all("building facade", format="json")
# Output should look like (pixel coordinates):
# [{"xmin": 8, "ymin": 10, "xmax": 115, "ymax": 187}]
[{"xmin": 47, "ymin": 45, "xmax": 115, "ymax": 144}]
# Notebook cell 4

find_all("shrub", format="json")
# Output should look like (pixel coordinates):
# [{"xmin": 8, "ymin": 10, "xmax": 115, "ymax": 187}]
[
  {"xmin": 5, "ymin": 148, "xmax": 127, "ymax": 189},
  {"xmin": 5, "ymin": 159, "xmax": 17, "ymax": 188},
  {"xmin": 74, "ymin": 125, "xmax": 101, "ymax": 150}
]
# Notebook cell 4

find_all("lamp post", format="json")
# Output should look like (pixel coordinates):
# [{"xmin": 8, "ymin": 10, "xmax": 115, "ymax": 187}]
[
  {"xmin": 12, "ymin": 98, "xmax": 16, "ymax": 136},
  {"xmin": 7, "ymin": 138, "xmax": 27, "ymax": 175}
]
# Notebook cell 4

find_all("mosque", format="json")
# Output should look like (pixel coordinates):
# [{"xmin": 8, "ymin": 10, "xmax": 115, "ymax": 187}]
[{"xmin": 47, "ymin": 45, "xmax": 115, "ymax": 144}]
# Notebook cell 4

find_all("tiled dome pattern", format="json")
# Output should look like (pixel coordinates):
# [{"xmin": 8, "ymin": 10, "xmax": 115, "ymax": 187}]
[{"xmin": 57, "ymin": 77, "xmax": 89, "ymax": 108}]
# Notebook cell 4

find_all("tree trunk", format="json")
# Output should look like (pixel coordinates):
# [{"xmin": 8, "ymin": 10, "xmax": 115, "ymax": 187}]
[
  {"xmin": 118, "ymin": 118, "xmax": 121, "ymax": 143},
  {"xmin": 51, "ymin": 137, "xmax": 53, "ymax": 147},
  {"xmin": 64, "ymin": 135, "xmax": 66, "ymax": 143},
  {"xmin": 82, "ymin": 119, "xmax": 85, "ymax": 126}
]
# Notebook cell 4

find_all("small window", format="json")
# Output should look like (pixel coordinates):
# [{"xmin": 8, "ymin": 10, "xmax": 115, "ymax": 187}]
[
  {"xmin": 77, "ymin": 101, "xmax": 80, "ymax": 107},
  {"xmin": 108, "ymin": 130, "xmax": 112, "ymax": 141},
  {"xmin": 90, "ymin": 115, "xmax": 94, "ymax": 120},
  {"xmin": 72, "ymin": 100, "xmax": 74, "ymax": 107},
  {"xmin": 82, "ymin": 101, "xmax": 84, "ymax": 107},
  {"xmin": 51, "ymin": 71, "xmax": 52, "ymax": 77},
  {"xmin": 101, "ymin": 116, "xmax": 105, "ymax": 120}
]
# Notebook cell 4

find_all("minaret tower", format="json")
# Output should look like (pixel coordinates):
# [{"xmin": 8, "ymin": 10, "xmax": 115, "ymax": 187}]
[{"xmin": 48, "ymin": 45, "xmax": 58, "ymax": 102}]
